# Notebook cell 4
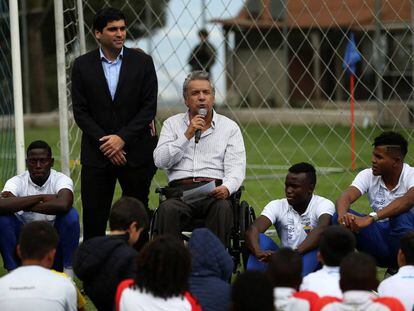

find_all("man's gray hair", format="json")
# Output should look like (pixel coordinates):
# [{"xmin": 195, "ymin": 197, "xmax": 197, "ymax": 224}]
[{"xmin": 182, "ymin": 70, "xmax": 215, "ymax": 99}]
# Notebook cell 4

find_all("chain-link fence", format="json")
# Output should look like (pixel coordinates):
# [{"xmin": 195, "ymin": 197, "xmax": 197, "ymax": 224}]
[{"xmin": 60, "ymin": 0, "xmax": 414, "ymax": 210}]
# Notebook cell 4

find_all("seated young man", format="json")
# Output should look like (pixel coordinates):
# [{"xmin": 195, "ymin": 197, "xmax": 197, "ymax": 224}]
[
  {"xmin": 315, "ymin": 252, "xmax": 404, "ymax": 311},
  {"xmin": 300, "ymin": 225, "xmax": 356, "ymax": 298},
  {"xmin": 0, "ymin": 140, "xmax": 80, "ymax": 276},
  {"xmin": 268, "ymin": 248, "xmax": 319, "ymax": 311},
  {"xmin": 336, "ymin": 131, "xmax": 414, "ymax": 270},
  {"xmin": 246, "ymin": 162, "xmax": 334, "ymax": 276},
  {"xmin": 378, "ymin": 232, "xmax": 414, "ymax": 311},
  {"xmin": 0, "ymin": 221, "xmax": 77, "ymax": 310},
  {"xmin": 73, "ymin": 196, "xmax": 149, "ymax": 311}
]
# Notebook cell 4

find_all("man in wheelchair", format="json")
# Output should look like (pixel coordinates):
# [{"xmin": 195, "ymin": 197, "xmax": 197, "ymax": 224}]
[{"xmin": 153, "ymin": 70, "xmax": 246, "ymax": 246}]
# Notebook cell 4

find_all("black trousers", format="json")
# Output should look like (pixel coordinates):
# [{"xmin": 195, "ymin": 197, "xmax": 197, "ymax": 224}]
[
  {"xmin": 81, "ymin": 163, "xmax": 156, "ymax": 240},
  {"xmin": 155, "ymin": 182, "xmax": 233, "ymax": 246}
]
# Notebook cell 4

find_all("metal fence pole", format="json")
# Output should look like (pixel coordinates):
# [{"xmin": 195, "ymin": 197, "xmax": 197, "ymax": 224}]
[
  {"xmin": 54, "ymin": 0, "xmax": 70, "ymax": 176},
  {"xmin": 9, "ymin": 0, "xmax": 25, "ymax": 174}
]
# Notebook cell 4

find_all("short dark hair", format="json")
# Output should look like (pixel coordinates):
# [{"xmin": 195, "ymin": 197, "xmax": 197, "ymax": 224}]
[
  {"xmin": 93, "ymin": 7, "xmax": 126, "ymax": 33},
  {"xmin": 231, "ymin": 271, "xmax": 274, "ymax": 311},
  {"xmin": 19, "ymin": 221, "xmax": 59, "ymax": 261},
  {"xmin": 182, "ymin": 70, "xmax": 215, "ymax": 99},
  {"xmin": 319, "ymin": 226, "xmax": 356, "ymax": 266},
  {"xmin": 135, "ymin": 235, "xmax": 191, "ymax": 299},
  {"xmin": 109, "ymin": 196, "xmax": 149, "ymax": 231},
  {"xmin": 26, "ymin": 140, "xmax": 52, "ymax": 157},
  {"xmin": 373, "ymin": 131, "xmax": 408, "ymax": 158},
  {"xmin": 288, "ymin": 162, "xmax": 316, "ymax": 185},
  {"xmin": 267, "ymin": 247, "xmax": 302, "ymax": 289},
  {"xmin": 400, "ymin": 232, "xmax": 414, "ymax": 265},
  {"xmin": 340, "ymin": 252, "xmax": 378, "ymax": 292},
  {"xmin": 198, "ymin": 28, "xmax": 208, "ymax": 37}
]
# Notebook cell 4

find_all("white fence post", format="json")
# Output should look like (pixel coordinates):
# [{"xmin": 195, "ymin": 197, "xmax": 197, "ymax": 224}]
[
  {"xmin": 9, "ymin": 0, "xmax": 25, "ymax": 174},
  {"xmin": 54, "ymin": 0, "xmax": 70, "ymax": 177}
]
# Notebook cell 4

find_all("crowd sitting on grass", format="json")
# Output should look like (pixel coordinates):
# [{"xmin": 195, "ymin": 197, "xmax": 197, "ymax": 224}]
[{"xmin": 0, "ymin": 130, "xmax": 414, "ymax": 310}]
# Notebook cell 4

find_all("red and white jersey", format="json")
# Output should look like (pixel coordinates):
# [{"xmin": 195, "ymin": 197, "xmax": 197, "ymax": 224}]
[
  {"xmin": 314, "ymin": 290, "xmax": 404, "ymax": 311},
  {"xmin": 274, "ymin": 287, "xmax": 319, "ymax": 311},
  {"xmin": 115, "ymin": 279, "xmax": 201, "ymax": 311}
]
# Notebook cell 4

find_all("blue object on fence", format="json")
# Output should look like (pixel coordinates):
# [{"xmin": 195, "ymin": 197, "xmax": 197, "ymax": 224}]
[{"xmin": 342, "ymin": 32, "xmax": 361, "ymax": 76}]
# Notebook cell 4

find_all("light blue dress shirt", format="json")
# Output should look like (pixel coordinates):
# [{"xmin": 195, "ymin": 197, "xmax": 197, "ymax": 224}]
[{"xmin": 100, "ymin": 47, "xmax": 123, "ymax": 100}]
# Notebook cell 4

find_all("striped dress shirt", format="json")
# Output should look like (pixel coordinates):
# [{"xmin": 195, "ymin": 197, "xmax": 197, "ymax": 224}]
[{"xmin": 154, "ymin": 110, "xmax": 246, "ymax": 195}]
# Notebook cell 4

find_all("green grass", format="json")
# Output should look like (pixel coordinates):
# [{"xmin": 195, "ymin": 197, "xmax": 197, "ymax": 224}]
[{"xmin": 2, "ymin": 123, "xmax": 412, "ymax": 310}]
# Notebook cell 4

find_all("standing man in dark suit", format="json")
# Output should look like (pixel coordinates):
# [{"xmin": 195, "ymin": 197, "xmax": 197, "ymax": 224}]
[{"xmin": 71, "ymin": 7, "xmax": 158, "ymax": 240}]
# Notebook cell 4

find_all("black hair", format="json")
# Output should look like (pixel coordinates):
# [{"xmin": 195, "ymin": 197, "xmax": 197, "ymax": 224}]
[
  {"xmin": 319, "ymin": 225, "xmax": 356, "ymax": 266},
  {"xmin": 267, "ymin": 247, "xmax": 302, "ymax": 289},
  {"xmin": 198, "ymin": 28, "xmax": 208, "ymax": 37},
  {"xmin": 288, "ymin": 162, "xmax": 317, "ymax": 185},
  {"xmin": 18, "ymin": 221, "xmax": 59, "ymax": 260},
  {"xmin": 93, "ymin": 7, "xmax": 126, "ymax": 33},
  {"xmin": 231, "ymin": 270, "xmax": 274, "ymax": 311},
  {"xmin": 340, "ymin": 252, "xmax": 378, "ymax": 292},
  {"xmin": 109, "ymin": 196, "xmax": 149, "ymax": 231},
  {"xmin": 373, "ymin": 131, "xmax": 408, "ymax": 158},
  {"xmin": 26, "ymin": 140, "xmax": 52, "ymax": 157},
  {"xmin": 135, "ymin": 235, "xmax": 191, "ymax": 299},
  {"xmin": 400, "ymin": 232, "xmax": 414, "ymax": 265}
]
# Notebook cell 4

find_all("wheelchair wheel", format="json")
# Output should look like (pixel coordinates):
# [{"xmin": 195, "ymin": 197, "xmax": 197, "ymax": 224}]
[{"xmin": 239, "ymin": 201, "xmax": 256, "ymax": 239}]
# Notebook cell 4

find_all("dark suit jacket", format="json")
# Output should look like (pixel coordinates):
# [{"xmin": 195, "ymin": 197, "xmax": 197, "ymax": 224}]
[{"xmin": 71, "ymin": 47, "xmax": 158, "ymax": 168}]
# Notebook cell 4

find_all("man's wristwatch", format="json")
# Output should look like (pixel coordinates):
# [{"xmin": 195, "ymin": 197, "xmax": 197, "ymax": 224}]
[{"xmin": 368, "ymin": 211, "xmax": 379, "ymax": 221}]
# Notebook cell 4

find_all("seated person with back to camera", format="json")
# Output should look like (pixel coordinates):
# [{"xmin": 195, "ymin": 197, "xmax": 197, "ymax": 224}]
[
  {"xmin": 246, "ymin": 162, "xmax": 335, "ymax": 276},
  {"xmin": 153, "ymin": 70, "xmax": 246, "ymax": 246}
]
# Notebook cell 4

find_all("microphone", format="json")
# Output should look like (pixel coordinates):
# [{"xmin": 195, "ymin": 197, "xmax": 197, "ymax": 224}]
[{"xmin": 195, "ymin": 108, "xmax": 207, "ymax": 144}]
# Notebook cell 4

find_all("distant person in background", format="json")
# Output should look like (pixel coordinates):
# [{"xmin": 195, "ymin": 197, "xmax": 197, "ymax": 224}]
[
  {"xmin": 300, "ymin": 225, "xmax": 356, "ymax": 298},
  {"xmin": 231, "ymin": 270, "xmax": 274, "ymax": 311},
  {"xmin": 315, "ymin": 252, "xmax": 404, "ymax": 311},
  {"xmin": 0, "ymin": 140, "xmax": 79, "ymax": 277},
  {"xmin": 73, "ymin": 196, "xmax": 149, "ymax": 311},
  {"xmin": 72, "ymin": 7, "xmax": 158, "ymax": 240},
  {"xmin": 0, "ymin": 221, "xmax": 77, "ymax": 310},
  {"xmin": 115, "ymin": 235, "xmax": 202, "ymax": 311},
  {"xmin": 188, "ymin": 228, "xmax": 233, "ymax": 311},
  {"xmin": 188, "ymin": 28, "xmax": 216, "ymax": 74},
  {"xmin": 268, "ymin": 248, "xmax": 319, "ymax": 311},
  {"xmin": 336, "ymin": 131, "xmax": 414, "ymax": 273},
  {"xmin": 378, "ymin": 232, "xmax": 414, "ymax": 311},
  {"xmin": 246, "ymin": 162, "xmax": 334, "ymax": 276}
]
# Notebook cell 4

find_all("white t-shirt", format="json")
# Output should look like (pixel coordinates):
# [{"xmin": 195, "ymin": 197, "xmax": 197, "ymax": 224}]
[
  {"xmin": 378, "ymin": 265, "xmax": 414, "ymax": 311},
  {"xmin": 119, "ymin": 287, "xmax": 197, "ymax": 311},
  {"xmin": 300, "ymin": 265, "xmax": 342, "ymax": 298},
  {"xmin": 2, "ymin": 169, "xmax": 73, "ymax": 223},
  {"xmin": 0, "ymin": 265, "xmax": 77, "ymax": 311},
  {"xmin": 261, "ymin": 195, "xmax": 335, "ymax": 249},
  {"xmin": 351, "ymin": 163, "xmax": 414, "ymax": 215},
  {"xmin": 274, "ymin": 287, "xmax": 315, "ymax": 311}
]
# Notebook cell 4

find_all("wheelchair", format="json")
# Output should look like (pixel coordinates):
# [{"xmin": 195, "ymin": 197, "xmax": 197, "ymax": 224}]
[{"xmin": 149, "ymin": 186, "xmax": 256, "ymax": 272}]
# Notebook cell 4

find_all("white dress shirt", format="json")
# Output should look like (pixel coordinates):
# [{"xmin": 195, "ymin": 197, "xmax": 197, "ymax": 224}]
[
  {"xmin": 153, "ymin": 110, "xmax": 246, "ymax": 195},
  {"xmin": 378, "ymin": 265, "xmax": 414, "ymax": 311},
  {"xmin": 300, "ymin": 265, "xmax": 342, "ymax": 298}
]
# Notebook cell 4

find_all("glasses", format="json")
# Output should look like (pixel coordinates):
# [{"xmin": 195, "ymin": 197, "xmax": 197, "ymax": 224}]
[{"xmin": 27, "ymin": 158, "xmax": 51, "ymax": 165}]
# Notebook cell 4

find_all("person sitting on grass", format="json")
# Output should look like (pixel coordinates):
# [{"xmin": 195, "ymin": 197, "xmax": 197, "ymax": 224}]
[
  {"xmin": 336, "ymin": 131, "xmax": 414, "ymax": 274},
  {"xmin": 300, "ymin": 225, "xmax": 356, "ymax": 298},
  {"xmin": 0, "ymin": 140, "xmax": 80, "ymax": 277},
  {"xmin": 378, "ymin": 232, "xmax": 414, "ymax": 311},
  {"xmin": 230, "ymin": 270, "xmax": 274, "ymax": 311},
  {"xmin": 268, "ymin": 248, "xmax": 319, "ymax": 311},
  {"xmin": 115, "ymin": 235, "xmax": 202, "ymax": 311},
  {"xmin": 73, "ymin": 196, "xmax": 148, "ymax": 311},
  {"xmin": 0, "ymin": 221, "xmax": 77, "ymax": 310},
  {"xmin": 246, "ymin": 162, "xmax": 335, "ymax": 276}
]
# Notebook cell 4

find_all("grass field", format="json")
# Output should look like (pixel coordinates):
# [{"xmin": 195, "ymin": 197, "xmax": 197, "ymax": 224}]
[{"xmin": 1, "ymin": 123, "xmax": 412, "ymax": 310}]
